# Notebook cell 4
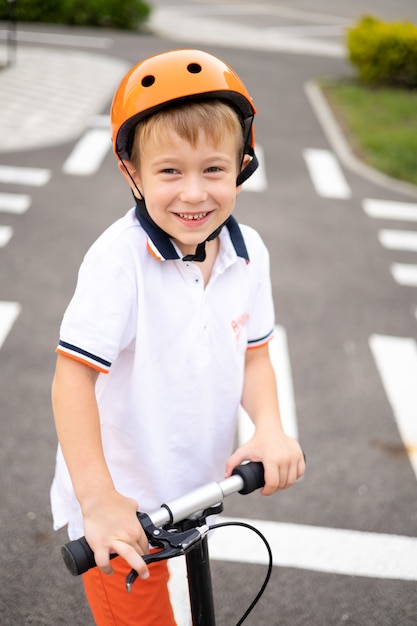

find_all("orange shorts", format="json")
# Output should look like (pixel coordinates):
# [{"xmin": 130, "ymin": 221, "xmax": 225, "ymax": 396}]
[{"xmin": 82, "ymin": 556, "xmax": 177, "ymax": 626}]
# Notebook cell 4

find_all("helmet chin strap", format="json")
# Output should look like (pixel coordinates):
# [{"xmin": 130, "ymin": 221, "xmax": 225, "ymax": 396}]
[
  {"xmin": 182, "ymin": 224, "xmax": 223, "ymax": 262},
  {"xmin": 120, "ymin": 149, "xmax": 258, "ymax": 263}
]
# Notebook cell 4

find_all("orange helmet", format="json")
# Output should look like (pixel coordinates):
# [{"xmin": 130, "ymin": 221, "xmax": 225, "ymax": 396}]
[{"xmin": 111, "ymin": 49, "xmax": 257, "ymax": 163}]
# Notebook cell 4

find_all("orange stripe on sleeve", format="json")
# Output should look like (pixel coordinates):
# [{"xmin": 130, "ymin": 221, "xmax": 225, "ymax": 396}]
[{"xmin": 55, "ymin": 348, "xmax": 109, "ymax": 374}]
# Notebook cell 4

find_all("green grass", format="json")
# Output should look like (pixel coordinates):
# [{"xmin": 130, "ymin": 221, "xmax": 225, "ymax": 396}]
[{"xmin": 320, "ymin": 79, "xmax": 417, "ymax": 187}]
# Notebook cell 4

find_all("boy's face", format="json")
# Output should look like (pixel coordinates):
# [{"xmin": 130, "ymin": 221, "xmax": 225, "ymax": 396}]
[{"xmin": 124, "ymin": 128, "xmax": 245, "ymax": 257}]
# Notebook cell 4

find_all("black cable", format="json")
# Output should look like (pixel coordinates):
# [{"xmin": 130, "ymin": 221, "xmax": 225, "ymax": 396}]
[{"xmin": 208, "ymin": 521, "xmax": 273, "ymax": 626}]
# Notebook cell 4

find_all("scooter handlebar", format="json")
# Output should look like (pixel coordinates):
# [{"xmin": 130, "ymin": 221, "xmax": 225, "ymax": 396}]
[{"xmin": 61, "ymin": 462, "xmax": 265, "ymax": 576}]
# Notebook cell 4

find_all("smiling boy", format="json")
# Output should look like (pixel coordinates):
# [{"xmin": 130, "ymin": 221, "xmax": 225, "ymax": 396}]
[{"xmin": 51, "ymin": 50, "xmax": 305, "ymax": 625}]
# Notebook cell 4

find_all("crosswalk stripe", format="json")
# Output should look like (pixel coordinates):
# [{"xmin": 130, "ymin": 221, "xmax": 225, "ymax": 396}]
[
  {"xmin": 303, "ymin": 148, "xmax": 351, "ymax": 198},
  {"xmin": 378, "ymin": 229, "xmax": 417, "ymax": 252},
  {"xmin": 62, "ymin": 128, "xmax": 111, "ymax": 176},
  {"xmin": 390, "ymin": 263, "xmax": 417, "ymax": 286},
  {"xmin": 90, "ymin": 115, "xmax": 110, "ymax": 129},
  {"xmin": 0, "ymin": 193, "xmax": 31, "ymax": 214},
  {"xmin": 0, "ymin": 225, "xmax": 13, "ymax": 247},
  {"xmin": 0, "ymin": 301, "xmax": 21, "ymax": 349},
  {"xmin": 363, "ymin": 198, "xmax": 417, "ymax": 221},
  {"xmin": 209, "ymin": 516, "xmax": 417, "ymax": 581},
  {"xmin": 149, "ymin": 7, "xmax": 344, "ymax": 57},
  {"xmin": 0, "ymin": 29, "xmax": 113, "ymax": 49},
  {"xmin": 0, "ymin": 165, "xmax": 51, "ymax": 186},
  {"xmin": 369, "ymin": 334, "xmax": 417, "ymax": 479}
]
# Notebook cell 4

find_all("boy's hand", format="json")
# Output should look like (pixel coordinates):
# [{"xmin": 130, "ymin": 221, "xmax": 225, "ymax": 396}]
[
  {"xmin": 81, "ymin": 490, "xmax": 150, "ymax": 578},
  {"xmin": 225, "ymin": 431, "xmax": 305, "ymax": 495}
]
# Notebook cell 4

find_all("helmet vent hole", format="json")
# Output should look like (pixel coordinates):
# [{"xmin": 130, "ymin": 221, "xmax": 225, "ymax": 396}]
[
  {"xmin": 141, "ymin": 75, "xmax": 155, "ymax": 87},
  {"xmin": 187, "ymin": 63, "xmax": 202, "ymax": 74}
]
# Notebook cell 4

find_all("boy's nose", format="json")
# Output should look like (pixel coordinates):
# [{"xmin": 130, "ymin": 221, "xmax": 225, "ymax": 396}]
[{"xmin": 179, "ymin": 175, "xmax": 208, "ymax": 203}]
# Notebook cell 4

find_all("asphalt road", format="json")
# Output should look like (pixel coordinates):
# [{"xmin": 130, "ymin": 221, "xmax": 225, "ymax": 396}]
[{"xmin": 1, "ymin": 1, "xmax": 417, "ymax": 624}]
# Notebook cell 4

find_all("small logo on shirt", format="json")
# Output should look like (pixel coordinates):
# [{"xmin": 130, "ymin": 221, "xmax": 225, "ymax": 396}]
[{"xmin": 231, "ymin": 313, "xmax": 250, "ymax": 341}]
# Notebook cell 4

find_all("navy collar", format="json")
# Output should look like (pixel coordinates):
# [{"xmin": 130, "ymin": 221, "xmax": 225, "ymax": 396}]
[{"xmin": 134, "ymin": 199, "xmax": 249, "ymax": 262}]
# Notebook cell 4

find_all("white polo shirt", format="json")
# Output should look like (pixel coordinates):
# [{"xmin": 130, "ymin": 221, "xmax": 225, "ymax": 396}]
[{"xmin": 51, "ymin": 205, "xmax": 275, "ymax": 540}]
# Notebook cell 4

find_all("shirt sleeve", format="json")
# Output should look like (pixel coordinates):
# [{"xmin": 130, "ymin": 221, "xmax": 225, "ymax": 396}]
[
  {"xmin": 57, "ymin": 252, "xmax": 137, "ymax": 373},
  {"xmin": 242, "ymin": 225, "xmax": 275, "ymax": 349}
]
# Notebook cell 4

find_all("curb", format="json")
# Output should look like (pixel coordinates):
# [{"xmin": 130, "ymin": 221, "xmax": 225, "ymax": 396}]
[{"xmin": 304, "ymin": 79, "xmax": 417, "ymax": 200}]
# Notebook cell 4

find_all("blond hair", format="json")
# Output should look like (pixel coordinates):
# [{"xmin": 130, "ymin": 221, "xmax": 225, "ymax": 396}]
[{"xmin": 130, "ymin": 100, "xmax": 244, "ymax": 168}]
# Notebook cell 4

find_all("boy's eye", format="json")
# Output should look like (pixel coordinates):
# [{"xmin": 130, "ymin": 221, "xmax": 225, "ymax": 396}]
[
  {"xmin": 206, "ymin": 166, "xmax": 221, "ymax": 173},
  {"xmin": 161, "ymin": 168, "xmax": 178, "ymax": 175}
]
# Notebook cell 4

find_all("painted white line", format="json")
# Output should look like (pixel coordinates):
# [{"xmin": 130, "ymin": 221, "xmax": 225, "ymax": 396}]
[
  {"xmin": 155, "ymin": 4, "xmax": 350, "ymax": 24},
  {"xmin": 242, "ymin": 144, "xmax": 267, "ymax": 193},
  {"xmin": 303, "ymin": 148, "xmax": 351, "ymax": 198},
  {"xmin": 0, "ymin": 301, "xmax": 21, "ymax": 349},
  {"xmin": 149, "ymin": 8, "xmax": 344, "ymax": 57},
  {"xmin": 168, "ymin": 557, "xmax": 192, "ymax": 626},
  {"xmin": 0, "ymin": 28, "xmax": 112, "ymax": 49},
  {"xmin": 378, "ymin": 229, "xmax": 417, "ymax": 252},
  {"xmin": 90, "ymin": 115, "xmax": 111, "ymax": 129},
  {"xmin": 63, "ymin": 129, "xmax": 111, "ymax": 176},
  {"xmin": 209, "ymin": 516, "xmax": 417, "ymax": 581},
  {"xmin": 0, "ymin": 225, "xmax": 13, "ymax": 247},
  {"xmin": 390, "ymin": 263, "xmax": 417, "ymax": 287},
  {"xmin": 265, "ymin": 25, "xmax": 346, "ymax": 37},
  {"xmin": 0, "ymin": 165, "xmax": 51, "ymax": 186},
  {"xmin": 269, "ymin": 325, "xmax": 298, "ymax": 439},
  {"xmin": 0, "ymin": 193, "xmax": 31, "ymax": 214},
  {"xmin": 363, "ymin": 199, "xmax": 417, "ymax": 222},
  {"xmin": 369, "ymin": 335, "xmax": 417, "ymax": 479},
  {"xmin": 238, "ymin": 325, "xmax": 298, "ymax": 445}
]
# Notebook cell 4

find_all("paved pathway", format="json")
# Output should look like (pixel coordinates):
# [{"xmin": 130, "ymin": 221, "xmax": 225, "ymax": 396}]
[{"xmin": 0, "ymin": 45, "xmax": 128, "ymax": 152}]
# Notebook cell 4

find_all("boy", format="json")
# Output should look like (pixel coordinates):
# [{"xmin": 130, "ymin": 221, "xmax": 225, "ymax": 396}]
[{"xmin": 51, "ymin": 49, "xmax": 305, "ymax": 625}]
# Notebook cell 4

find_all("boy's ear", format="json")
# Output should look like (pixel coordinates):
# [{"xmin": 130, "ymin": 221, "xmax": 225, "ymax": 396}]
[
  {"xmin": 236, "ymin": 154, "xmax": 252, "ymax": 194},
  {"xmin": 118, "ymin": 159, "xmax": 142, "ymax": 192}
]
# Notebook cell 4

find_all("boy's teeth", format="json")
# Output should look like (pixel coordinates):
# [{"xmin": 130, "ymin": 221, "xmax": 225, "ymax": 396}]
[{"xmin": 179, "ymin": 212, "xmax": 207, "ymax": 221}]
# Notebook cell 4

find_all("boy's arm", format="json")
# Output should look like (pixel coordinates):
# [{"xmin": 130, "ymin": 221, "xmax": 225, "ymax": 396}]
[
  {"xmin": 225, "ymin": 344, "xmax": 305, "ymax": 495},
  {"xmin": 52, "ymin": 354, "xmax": 149, "ymax": 577}
]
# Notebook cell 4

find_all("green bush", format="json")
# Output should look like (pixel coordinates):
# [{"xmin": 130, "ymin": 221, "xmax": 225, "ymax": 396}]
[
  {"xmin": 346, "ymin": 15, "xmax": 417, "ymax": 88},
  {"xmin": 0, "ymin": 0, "xmax": 151, "ymax": 30}
]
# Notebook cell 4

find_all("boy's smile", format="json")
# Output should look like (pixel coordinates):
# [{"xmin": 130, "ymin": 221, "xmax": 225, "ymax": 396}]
[{"xmin": 131, "ymin": 128, "xmax": 243, "ymax": 257}]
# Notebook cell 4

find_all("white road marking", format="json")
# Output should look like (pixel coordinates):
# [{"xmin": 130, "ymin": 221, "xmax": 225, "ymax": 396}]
[
  {"xmin": 0, "ymin": 28, "xmax": 113, "ymax": 49},
  {"xmin": 149, "ymin": 7, "xmax": 345, "ymax": 57},
  {"xmin": 369, "ymin": 335, "xmax": 417, "ymax": 479},
  {"xmin": 264, "ymin": 25, "xmax": 347, "ymax": 37},
  {"xmin": 303, "ymin": 148, "xmax": 351, "ymax": 198},
  {"xmin": 0, "ymin": 301, "xmax": 21, "ymax": 349},
  {"xmin": 238, "ymin": 325, "xmax": 298, "ymax": 445},
  {"xmin": 270, "ymin": 325, "xmax": 298, "ymax": 439},
  {"xmin": 209, "ymin": 516, "xmax": 417, "ymax": 581},
  {"xmin": 363, "ymin": 199, "xmax": 417, "ymax": 222},
  {"xmin": 0, "ymin": 225, "xmax": 13, "ymax": 247},
  {"xmin": 0, "ymin": 193, "xmax": 31, "ymax": 214},
  {"xmin": 0, "ymin": 165, "xmax": 51, "ymax": 186},
  {"xmin": 390, "ymin": 263, "xmax": 417, "ymax": 287},
  {"xmin": 168, "ymin": 558, "xmax": 192, "ymax": 626},
  {"xmin": 242, "ymin": 144, "xmax": 267, "ymax": 193},
  {"xmin": 90, "ymin": 115, "xmax": 111, "ymax": 129},
  {"xmin": 378, "ymin": 229, "xmax": 417, "ymax": 252},
  {"xmin": 169, "ymin": 513, "xmax": 417, "ymax": 623},
  {"xmin": 63, "ymin": 129, "xmax": 111, "ymax": 176}
]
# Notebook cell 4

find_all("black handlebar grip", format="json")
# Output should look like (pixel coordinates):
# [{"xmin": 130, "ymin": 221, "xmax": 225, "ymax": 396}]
[
  {"xmin": 61, "ymin": 536, "xmax": 97, "ymax": 576},
  {"xmin": 232, "ymin": 461, "xmax": 265, "ymax": 494}
]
